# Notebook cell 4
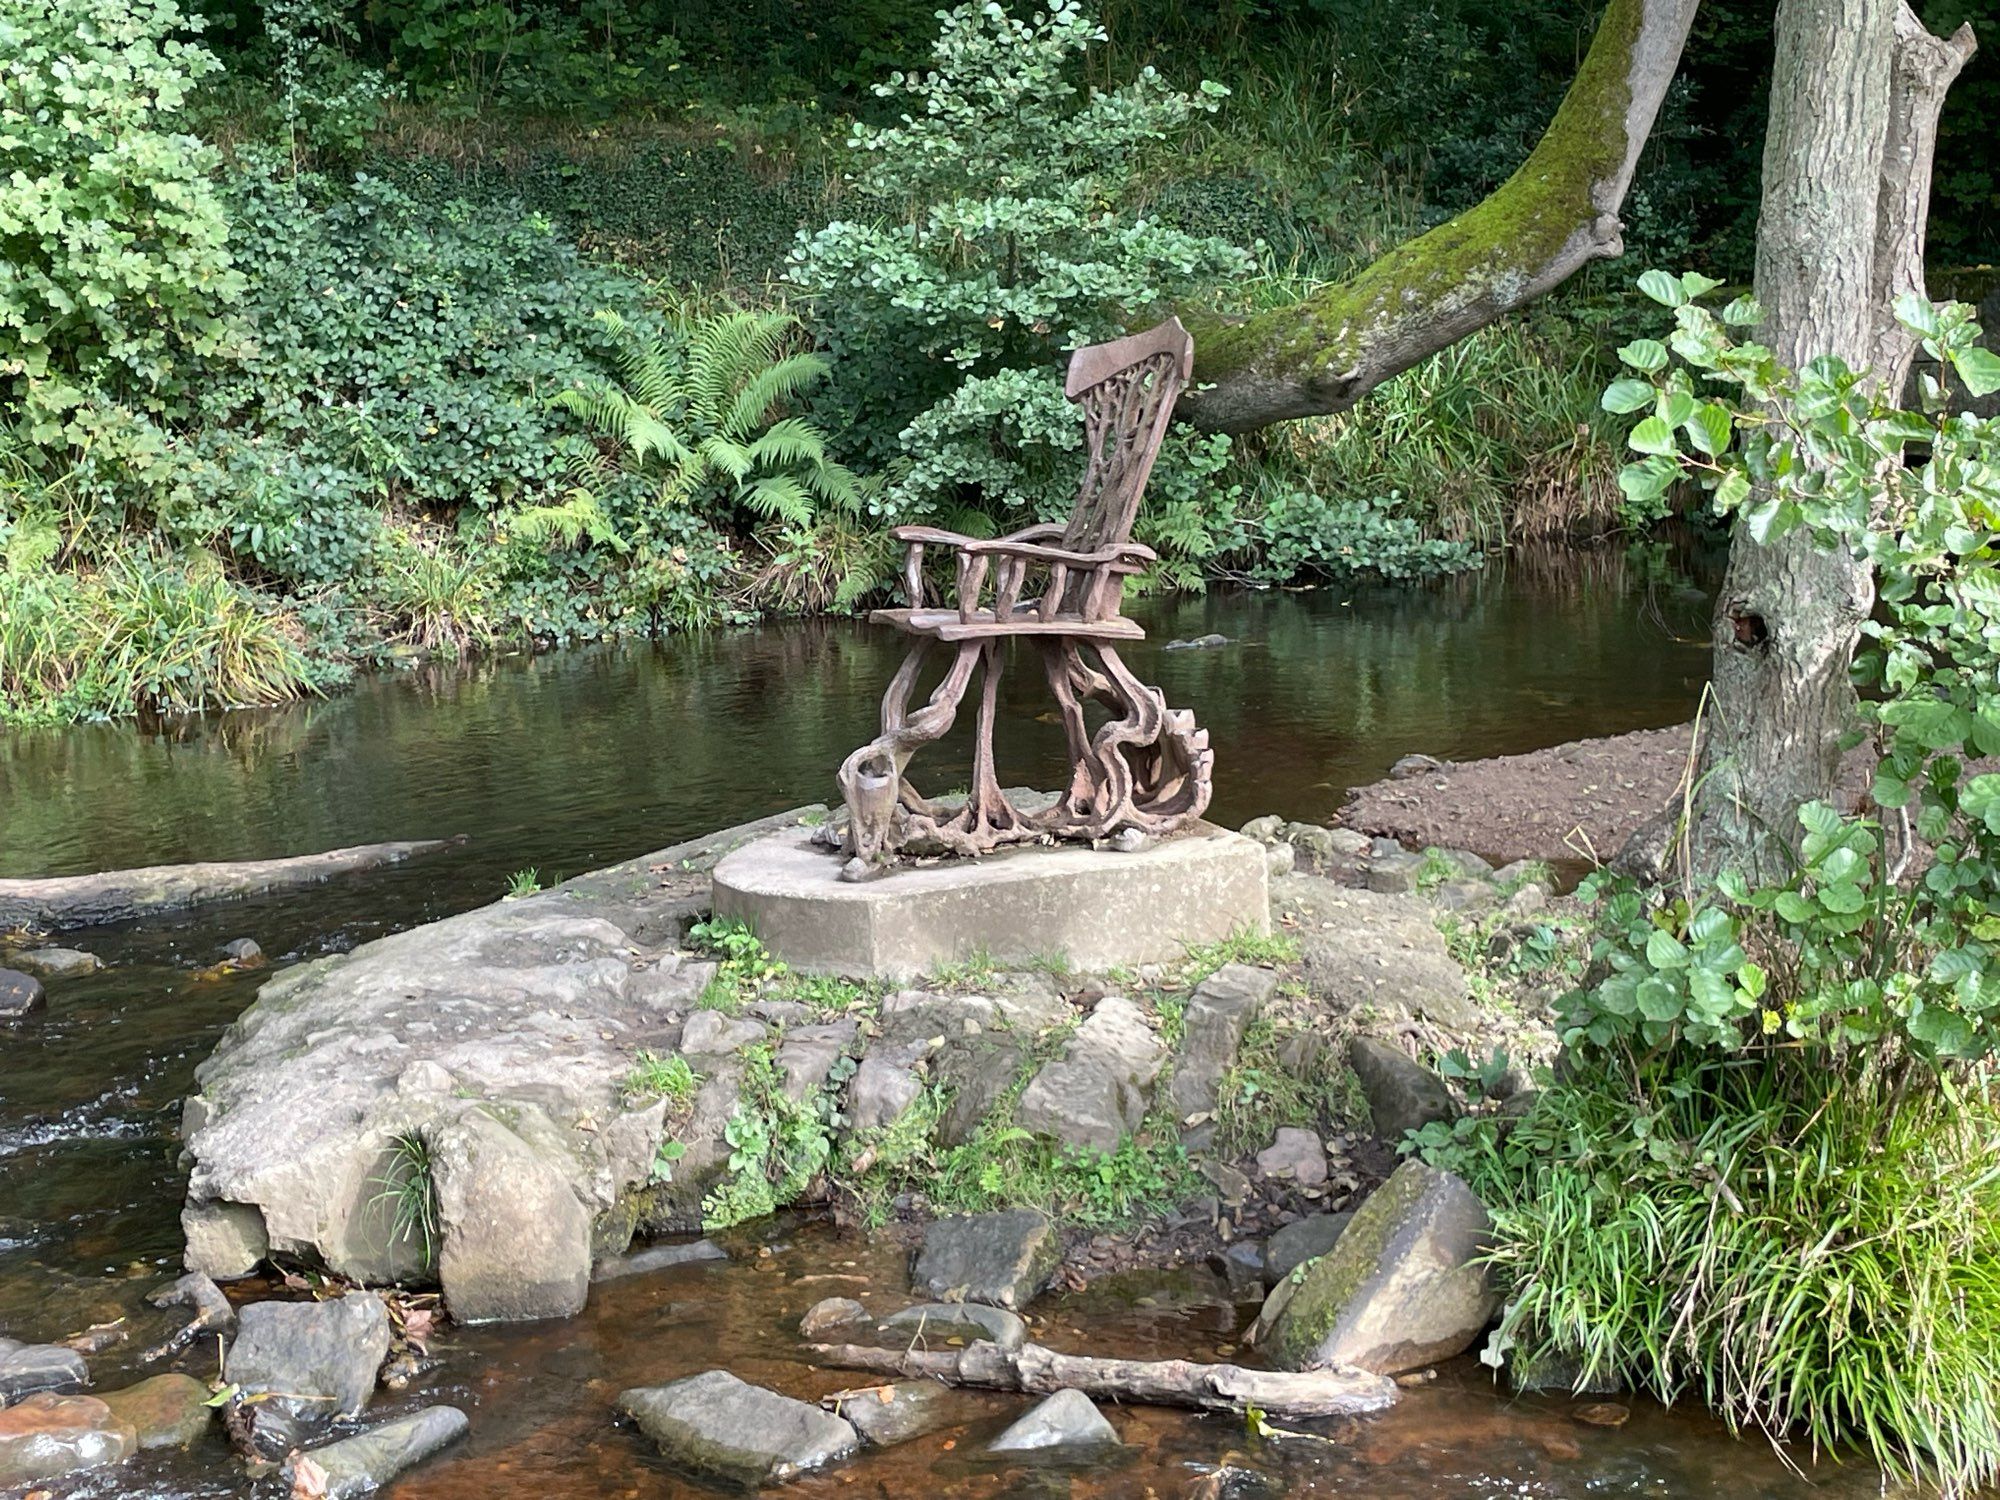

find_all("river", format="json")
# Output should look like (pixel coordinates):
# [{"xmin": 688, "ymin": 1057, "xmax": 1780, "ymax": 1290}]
[{"xmin": 0, "ymin": 543, "xmax": 1889, "ymax": 1496}]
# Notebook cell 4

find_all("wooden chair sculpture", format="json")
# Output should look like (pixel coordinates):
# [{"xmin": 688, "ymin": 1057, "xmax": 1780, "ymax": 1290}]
[{"xmin": 836, "ymin": 317, "xmax": 1213, "ymax": 877}]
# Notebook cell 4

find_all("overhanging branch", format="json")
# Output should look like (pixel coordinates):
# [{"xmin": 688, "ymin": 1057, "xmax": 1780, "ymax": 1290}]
[{"xmin": 1177, "ymin": 0, "xmax": 1701, "ymax": 434}]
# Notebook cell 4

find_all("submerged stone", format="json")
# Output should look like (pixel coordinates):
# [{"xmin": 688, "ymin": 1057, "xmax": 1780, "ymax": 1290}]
[
  {"xmin": 0, "ymin": 968, "xmax": 45, "ymax": 1019},
  {"xmin": 987, "ymin": 1389, "xmax": 1119, "ymax": 1452},
  {"xmin": 286, "ymin": 1405, "xmax": 470, "ymax": 1498},
  {"xmin": 617, "ymin": 1370, "xmax": 857, "ymax": 1484},
  {"xmin": 825, "ymin": 1380, "xmax": 961, "ymax": 1447},
  {"xmin": 911, "ymin": 1209, "xmax": 1060, "ymax": 1311},
  {"xmin": 0, "ymin": 1393, "xmax": 135, "ymax": 1487},
  {"xmin": 878, "ymin": 1301, "xmax": 1027, "ymax": 1352},
  {"xmin": 97, "ymin": 1374, "xmax": 212, "ymax": 1449},
  {"xmin": 0, "ymin": 1343, "xmax": 87, "ymax": 1403}
]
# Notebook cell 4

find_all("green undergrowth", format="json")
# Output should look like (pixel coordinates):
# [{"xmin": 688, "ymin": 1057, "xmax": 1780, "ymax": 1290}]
[
  {"xmin": 687, "ymin": 918, "xmax": 886, "ymax": 1017},
  {"xmin": 702, "ymin": 1042, "xmax": 849, "ymax": 1230}
]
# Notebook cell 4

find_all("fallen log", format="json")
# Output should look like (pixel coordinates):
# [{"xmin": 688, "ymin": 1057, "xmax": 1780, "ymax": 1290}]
[
  {"xmin": 0, "ymin": 838, "xmax": 462, "ymax": 931},
  {"xmin": 805, "ymin": 1339, "xmax": 1397, "ymax": 1420}
]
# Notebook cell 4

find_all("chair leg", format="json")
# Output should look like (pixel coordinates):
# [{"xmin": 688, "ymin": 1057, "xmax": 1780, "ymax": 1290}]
[
  {"xmin": 959, "ymin": 640, "xmax": 1023, "ymax": 844},
  {"xmin": 1046, "ymin": 640, "xmax": 1213, "ymax": 840},
  {"xmin": 836, "ymin": 639, "xmax": 981, "ymax": 877}
]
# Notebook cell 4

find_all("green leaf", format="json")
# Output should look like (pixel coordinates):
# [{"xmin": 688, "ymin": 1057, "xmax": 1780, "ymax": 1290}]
[
  {"xmin": 1601, "ymin": 379, "xmax": 1655, "ymax": 414},
  {"xmin": 1721, "ymin": 295, "xmax": 1761, "ymax": 326},
  {"xmin": 1645, "ymin": 928, "xmax": 1690, "ymax": 969},
  {"xmin": 1683, "ymin": 402, "xmax": 1735, "ymax": 457},
  {"xmin": 1774, "ymin": 891, "xmax": 1816, "ymax": 924},
  {"xmin": 1658, "ymin": 391, "xmax": 1697, "ymax": 430},
  {"xmin": 1637, "ymin": 269, "xmax": 1688, "ymax": 307},
  {"xmin": 1618, "ymin": 339, "xmax": 1670, "ymax": 373},
  {"xmin": 1713, "ymin": 468, "xmax": 1751, "ymax": 510},
  {"xmin": 1954, "ymin": 346, "xmax": 2000, "ymax": 397},
  {"xmin": 1628, "ymin": 416, "xmax": 1678, "ymax": 456},
  {"xmin": 1817, "ymin": 882, "xmax": 1867, "ymax": 914}
]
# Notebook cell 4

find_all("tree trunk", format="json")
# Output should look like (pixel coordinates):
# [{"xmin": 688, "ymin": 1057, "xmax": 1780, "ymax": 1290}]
[
  {"xmin": 1688, "ymin": 0, "xmax": 1970, "ymax": 882},
  {"xmin": 1177, "ymin": 0, "xmax": 1700, "ymax": 433}
]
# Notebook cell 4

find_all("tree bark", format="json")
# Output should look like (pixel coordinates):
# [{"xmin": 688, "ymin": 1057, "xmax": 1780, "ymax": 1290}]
[
  {"xmin": 1177, "ymin": 0, "xmax": 1700, "ymax": 433},
  {"xmin": 805, "ymin": 1338, "xmax": 1398, "ymax": 1420},
  {"xmin": 1688, "ymin": 0, "xmax": 1969, "ymax": 882}
]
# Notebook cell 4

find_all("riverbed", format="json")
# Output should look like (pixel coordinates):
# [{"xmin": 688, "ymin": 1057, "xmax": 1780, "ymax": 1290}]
[{"xmin": 0, "ymin": 546, "xmax": 1891, "ymax": 1497}]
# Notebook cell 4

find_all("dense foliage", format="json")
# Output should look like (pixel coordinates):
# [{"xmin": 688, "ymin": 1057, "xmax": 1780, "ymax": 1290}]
[{"xmin": 1428, "ymin": 279, "xmax": 2000, "ymax": 1490}]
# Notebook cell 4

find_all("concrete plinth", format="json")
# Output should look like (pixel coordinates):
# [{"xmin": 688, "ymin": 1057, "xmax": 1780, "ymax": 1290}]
[{"xmin": 709, "ymin": 824, "xmax": 1269, "ymax": 978}]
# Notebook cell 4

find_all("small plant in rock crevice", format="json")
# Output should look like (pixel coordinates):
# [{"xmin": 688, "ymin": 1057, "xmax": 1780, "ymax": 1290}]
[
  {"xmin": 622, "ymin": 1050, "xmax": 699, "ymax": 1109},
  {"xmin": 369, "ymin": 1130, "xmax": 442, "ymax": 1272},
  {"xmin": 701, "ymin": 1044, "xmax": 847, "ymax": 1230}
]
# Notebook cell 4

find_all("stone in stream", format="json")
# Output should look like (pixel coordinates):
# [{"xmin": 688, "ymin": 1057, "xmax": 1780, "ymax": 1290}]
[
  {"xmin": 1348, "ymin": 1036, "xmax": 1459, "ymax": 1141},
  {"xmin": 0, "ymin": 968, "xmax": 45, "ymax": 1020},
  {"xmin": 0, "ymin": 1393, "xmax": 135, "ymax": 1486},
  {"xmin": 617, "ymin": 1370, "xmax": 858, "ymax": 1484},
  {"xmin": 877, "ymin": 1302, "xmax": 1027, "ymax": 1353},
  {"xmin": 96, "ymin": 1374, "xmax": 212, "ymax": 1449},
  {"xmin": 825, "ymin": 1380, "xmax": 962, "ymax": 1447},
  {"xmin": 227, "ymin": 1292, "xmax": 392, "ymax": 1422},
  {"xmin": 430, "ymin": 1102, "xmax": 592, "ymax": 1324},
  {"xmin": 591, "ymin": 1237, "xmax": 727, "ymax": 1283},
  {"xmin": 1263, "ymin": 1212, "xmax": 1354, "ymax": 1284},
  {"xmin": 987, "ymin": 1389, "xmax": 1120, "ymax": 1452},
  {"xmin": 1014, "ymin": 996, "xmax": 1166, "ymax": 1151},
  {"xmin": 1259, "ymin": 1160, "xmax": 1498, "ymax": 1376},
  {"xmin": 220, "ymin": 937, "xmax": 265, "ymax": 965},
  {"xmin": 0, "ymin": 1342, "xmax": 88, "ymax": 1403},
  {"xmin": 1165, "ymin": 964, "xmax": 1278, "ymax": 1125},
  {"xmin": 285, "ymin": 1405, "xmax": 470, "ymax": 1498},
  {"xmin": 911, "ymin": 1209, "xmax": 1060, "ymax": 1311},
  {"xmin": 798, "ymin": 1297, "xmax": 869, "ymax": 1338},
  {"xmin": 7, "ymin": 948, "xmax": 101, "ymax": 979}
]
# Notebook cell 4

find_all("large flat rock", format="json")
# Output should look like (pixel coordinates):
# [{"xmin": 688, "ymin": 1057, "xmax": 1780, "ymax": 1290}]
[{"xmin": 711, "ymin": 824, "xmax": 1269, "ymax": 978}]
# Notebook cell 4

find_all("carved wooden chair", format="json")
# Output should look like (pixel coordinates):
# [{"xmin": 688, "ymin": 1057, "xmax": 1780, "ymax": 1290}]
[{"xmin": 836, "ymin": 317, "xmax": 1214, "ymax": 876}]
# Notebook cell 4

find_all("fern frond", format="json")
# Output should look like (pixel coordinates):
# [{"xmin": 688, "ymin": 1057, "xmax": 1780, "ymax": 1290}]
[
  {"xmin": 699, "ymin": 435, "xmax": 754, "ymax": 484},
  {"xmin": 740, "ymin": 473, "xmax": 816, "ymax": 525},
  {"xmin": 746, "ymin": 417, "xmax": 830, "ymax": 472},
  {"xmin": 722, "ymin": 353, "xmax": 830, "ymax": 438}
]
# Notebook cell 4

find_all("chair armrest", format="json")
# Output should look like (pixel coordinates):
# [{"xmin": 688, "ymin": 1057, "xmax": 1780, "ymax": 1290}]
[{"xmin": 888, "ymin": 526, "xmax": 1155, "ymax": 570}]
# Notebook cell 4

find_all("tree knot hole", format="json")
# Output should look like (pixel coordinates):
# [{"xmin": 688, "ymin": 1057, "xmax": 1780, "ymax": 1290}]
[{"xmin": 1729, "ymin": 609, "xmax": 1769, "ymax": 649}]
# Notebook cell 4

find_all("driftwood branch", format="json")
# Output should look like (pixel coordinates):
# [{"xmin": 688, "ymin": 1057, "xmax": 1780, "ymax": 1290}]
[
  {"xmin": 1177, "ymin": 0, "xmax": 1700, "ymax": 433},
  {"xmin": 0, "ymin": 839, "xmax": 461, "ymax": 931},
  {"xmin": 806, "ymin": 1338, "xmax": 1397, "ymax": 1420},
  {"xmin": 1870, "ymin": 2, "xmax": 1977, "ymax": 393}
]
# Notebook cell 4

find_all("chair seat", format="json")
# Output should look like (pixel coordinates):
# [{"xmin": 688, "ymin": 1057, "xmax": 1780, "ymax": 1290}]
[{"xmin": 870, "ymin": 607, "xmax": 1146, "ymax": 643}]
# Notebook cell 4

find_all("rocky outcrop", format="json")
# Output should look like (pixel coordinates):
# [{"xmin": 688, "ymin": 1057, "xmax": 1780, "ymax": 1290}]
[
  {"xmin": 432, "ymin": 1102, "xmax": 593, "ymax": 1323},
  {"xmin": 1348, "ymin": 1036, "xmax": 1459, "ymax": 1140},
  {"xmin": 287, "ymin": 1405, "xmax": 470, "ymax": 1498},
  {"xmin": 911, "ymin": 1210, "xmax": 1061, "ymax": 1311},
  {"xmin": 1015, "ymin": 996, "xmax": 1166, "ymax": 1151},
  {"xmin": 1259, "ymin": 1160, "xmax": 1497, "ymax": 1376},
  {"xmin": 988, "ymin": 1389, "xmax": 1119, "ymax": 1451},
  {"xmin": 617, "ymin": 1371, "xmax": 858, "ymax": 1483},
  {"xmin": 0, "ymin": 1394, "xmax": 134, "ymax": 1487},
  {"xmin": 1271, "ymin": 875, "xmax": 1476, "ymax": 1030},
  {"xmin": 1165, "ymin": 964, "xmax": 1278, "ymax": 1125}
]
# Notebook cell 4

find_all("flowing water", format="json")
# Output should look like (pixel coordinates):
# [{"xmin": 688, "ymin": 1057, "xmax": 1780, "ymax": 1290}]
[{"xmin": 0, "ymin": 545, "xmax": 1888, "ymax": 1497}]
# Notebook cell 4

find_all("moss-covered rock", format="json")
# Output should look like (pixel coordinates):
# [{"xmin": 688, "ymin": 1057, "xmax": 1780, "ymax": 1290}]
[{"xmin": 1262, "ymin": 1159, "xmax": 1497, "ymax": 1375}]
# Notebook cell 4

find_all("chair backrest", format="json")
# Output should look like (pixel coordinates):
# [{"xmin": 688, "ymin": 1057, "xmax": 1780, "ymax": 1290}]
[{"xmin": 1060, "ymin": 317, "xmax": 1195, "ymax": 554}]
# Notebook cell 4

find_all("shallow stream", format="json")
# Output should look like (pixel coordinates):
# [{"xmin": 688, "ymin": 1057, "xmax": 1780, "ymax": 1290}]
[{"xmin": 0, "ymin": 546, "xmax": 1890, "ymax": 1496}]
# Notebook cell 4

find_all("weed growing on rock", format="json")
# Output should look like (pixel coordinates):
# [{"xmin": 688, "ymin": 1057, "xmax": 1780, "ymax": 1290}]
[
  {"xmin": 687, "ymin": 917, "xmax": 881, "ymax": 1015},
  {"xmin": 928, "ymin": 949, "xmax": 1000, "ymax": 990},
  {"xmin": 504, "ymin": 868, "xmax": 542, "ymax": 899},
  {"xmin": 369, "ymin": 1131, "xmax": 441, "ymax": 1271},
  {"xmin": 1177, "ymin": 927, "xmax": 1301, "ymax": 987},
  {"xmin": 1213, "ymin": 1014, "xmax": 1361, "ymax": 1154},
  {"xmin": 702, "ymin": 1045, "xmax": 840, "ymax": 1230},
  {"xmin": 622, "ymin": 1051, "xmax": 699, "ymax": 1108}
]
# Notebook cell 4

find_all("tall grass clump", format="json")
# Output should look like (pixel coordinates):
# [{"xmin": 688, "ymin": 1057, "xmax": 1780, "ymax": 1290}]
[{"xmin": 0, "ymin": 549, "xmax": 322, "ymax": 725}]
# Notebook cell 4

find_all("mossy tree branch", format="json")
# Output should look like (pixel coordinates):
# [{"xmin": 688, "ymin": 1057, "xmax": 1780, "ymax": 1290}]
[{"xmin": 1176, "ymin": 0, "xmax": 1701, "ymax": 434}]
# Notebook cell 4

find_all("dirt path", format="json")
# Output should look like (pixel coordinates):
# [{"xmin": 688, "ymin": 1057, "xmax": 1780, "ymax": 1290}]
[{"xmin": 1339, "ymin": 725, "xmax": 1702, "ymax": 867}]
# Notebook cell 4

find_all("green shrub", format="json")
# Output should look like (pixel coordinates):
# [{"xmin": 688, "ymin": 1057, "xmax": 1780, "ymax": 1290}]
[
  {"xmin": 1478, "ymin": 1070, "xmax": 2000, "ymax": 1492},
  {"xmin": 792, "ymin": 0, "xmax": 1253, "ymax": 572},
  {"xmin": 1, "ymin": 0, "xmax": 243, "ymax": 446}
]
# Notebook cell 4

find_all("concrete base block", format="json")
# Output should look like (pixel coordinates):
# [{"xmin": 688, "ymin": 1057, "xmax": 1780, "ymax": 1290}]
[{"xmin": 710, "ymin": 823, "xmax": 1269, "ymax": 978}]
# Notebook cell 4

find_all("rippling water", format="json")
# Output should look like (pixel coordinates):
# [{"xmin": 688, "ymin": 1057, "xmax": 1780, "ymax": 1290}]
[{"xmin": 0, "ymin": 547, "xmax": 1888, "ymax": 1498}]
